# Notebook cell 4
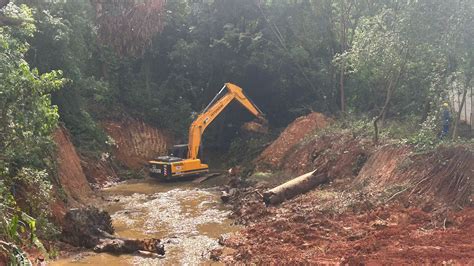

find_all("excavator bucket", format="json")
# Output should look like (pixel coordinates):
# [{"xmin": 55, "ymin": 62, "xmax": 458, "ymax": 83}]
[{"xmin": 242, "ymin": 118, "xmax": 269, "ymax": 134}]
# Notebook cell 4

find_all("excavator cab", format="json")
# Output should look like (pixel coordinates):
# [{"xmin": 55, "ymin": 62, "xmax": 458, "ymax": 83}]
[
  {"xmin": 149, "ymin": 82, "xmax": 266, "ymax": 181},
  {"xmin": 168, "ymin": 144, "xmax": 188, "ymax": 159}
]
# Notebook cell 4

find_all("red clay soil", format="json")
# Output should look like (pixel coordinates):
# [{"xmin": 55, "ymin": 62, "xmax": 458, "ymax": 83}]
[
  {"xmin": 257, "ymin": 112, "xmax": 332, "ymax": 169},
  {"xmin": 357, "ymin": 145, "xmax": 412, "ymax": 184},
  {"xmin": 102, "ymin": 118, "xmax": 171, "ymax": 169},
  {"xmin": 282, "ymin": 131, "xmax": 372, "ymax": 176},
  {"xmin": 219, "ymin": 115, "xmax": 474, "ymax": 264},
  {"xmin": 53, "ymin": 126, "xmax": 93, "ymax": 203},
  {"xmin": 0, "ymin": 252, "xmax": 6, "ymax": 265},
  {"xmin": 223, "ymin": 201, "xmax": 474, "ymax": 264}
]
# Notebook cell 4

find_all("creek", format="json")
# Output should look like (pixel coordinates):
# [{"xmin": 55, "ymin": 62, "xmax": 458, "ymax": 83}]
[{"xmin": 51, "ymin": 178, "xmax": 237, "ymax": 265}]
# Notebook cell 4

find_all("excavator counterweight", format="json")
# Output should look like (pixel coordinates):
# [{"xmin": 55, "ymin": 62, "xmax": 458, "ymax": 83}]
[{"xmin": 149, "ymin": 83, "xmax": 266, "ymax": 180}]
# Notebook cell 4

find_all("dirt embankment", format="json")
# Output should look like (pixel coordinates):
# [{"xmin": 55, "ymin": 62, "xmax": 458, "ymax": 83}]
[
  {"xmin": 51, "ymin": 118, "xmax": 171, "ymax": 219},
  {"xmin": 256, "ymin": 112, "xmax": 332, "ymax": 169},
  {"xmin": 81, "ymin": 156, "xmax": 119, "ymax": 188},
  {"xmin": 78, "ymin": 118, "xmax": 170, "ymax": 187},
  {"xmin": 102, "ymin": 118, "xmax": 171, "ymax": 169},
  {"xmin": 218, "ymin": 113, "xmax": 474, "ymax": 264},
  {"xmin": 53, "ymin": 126, "xmax": 93, "ymax": 203},
  {"xmin": 49, "ymin": 126, "xmax": 94, "ymax": 224}
]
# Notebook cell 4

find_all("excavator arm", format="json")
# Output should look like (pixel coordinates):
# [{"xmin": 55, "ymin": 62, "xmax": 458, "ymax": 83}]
[{"xmin": 187, "ymin": 83, "xmax": 265, "ymax": 159}]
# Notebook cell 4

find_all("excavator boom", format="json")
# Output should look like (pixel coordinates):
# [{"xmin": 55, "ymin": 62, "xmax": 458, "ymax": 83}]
[
  {"xmin": 149, "ymin": 82, "xmax": 266, "ymax": 180},
  {"xmin": 188, "ymin": 83, "xmax": 265, "ymax": 159}
]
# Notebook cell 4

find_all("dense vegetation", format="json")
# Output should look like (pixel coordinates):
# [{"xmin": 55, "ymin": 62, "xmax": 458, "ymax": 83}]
[{"xmin": 0, "ymin": 0, "xmax": 472, "ymax": 262}]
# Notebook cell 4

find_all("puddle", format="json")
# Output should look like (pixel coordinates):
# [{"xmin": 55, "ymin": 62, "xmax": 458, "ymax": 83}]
[{"xmin": 51, "ymin": 179, "xmax": 238, "ymax": 265}]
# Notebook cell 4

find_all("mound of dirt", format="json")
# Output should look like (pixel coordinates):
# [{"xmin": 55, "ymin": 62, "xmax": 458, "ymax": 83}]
[
  {"xmin": 257, "ymin": 112, "xmax": 331, "ymax": 169},
  {"xmin": 102, "ymin": 118, "xmax": 171, "ymax": 169},
  {"xmin": 357, "ymin": 145, "xmax": 474, "ymax": 206},
  {"xmin": 283, "ymin": 131, "xmax": 372, "ymax": 176},
  {"xmin": 53, "ymin": 126, "xmax": 93, "ymax": 203},
  {"xmin": 220, "ymin": 129, "xmax": 474, "ymax": 264}
]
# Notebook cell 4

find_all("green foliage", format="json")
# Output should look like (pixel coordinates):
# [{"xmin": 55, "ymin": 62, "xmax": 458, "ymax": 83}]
[
  {"xmin": 405, "ymin": 109, "xmax": 442, "ymax": 151},
  {"xmin": 0, "ymin": 3, "xmax": 63, "ymax": 170},
  {"xmin": 0, "ymin": 3, "xmax": 62, "ymax": 260},
  {"xmin": 16, "ymin": 0, "xmax": 472, "ymax": 146},
  {"xmin": 22, "ymin": 0, "xmax": 112, "ymax": 154}
]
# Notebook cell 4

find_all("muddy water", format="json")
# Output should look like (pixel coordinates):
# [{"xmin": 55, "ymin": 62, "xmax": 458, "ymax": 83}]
[{"xmin": 51, "ymin": 179, "xmax": 238, "ymax": 265}]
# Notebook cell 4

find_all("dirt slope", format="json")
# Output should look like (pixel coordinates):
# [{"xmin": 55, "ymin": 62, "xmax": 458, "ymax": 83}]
[
  {"xmin": 81, "ymin": 157, "xmax": 118, "ymax": 188},
  {"xmin": 257, "ymin": 112, "xmax": 331, "ymax": 169},
  {"xmin": 222, "ymin": 144, "xmax": 474, "ymax": 264},
  {"xmin": 357, "ymin": 145, "xmax": 473, "ymax": 206},
  {"xmin": 102, "ymin": 118, "xmax": 171, "ymax": 169},
  {"xmin": 53, "ymin": 126, "xmax": 93, "ymax": 203},
  {"xmin": 218, "ymin": 113, "xmax": 474, "ymax": 264}
]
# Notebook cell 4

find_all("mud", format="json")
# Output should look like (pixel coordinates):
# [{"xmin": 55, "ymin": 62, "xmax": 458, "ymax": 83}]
[
  {"xmin": 49, "ymin": 114, "xmax": 473, "ymax": 264},
  {"xmin": 51, "ymin": 179, "xmax": 238, "ymax": 265}
]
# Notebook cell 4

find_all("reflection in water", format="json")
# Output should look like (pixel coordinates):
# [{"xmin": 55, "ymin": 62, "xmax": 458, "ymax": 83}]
[{"xmin": 51, "ymin": 179, "xmax": 238, "ymax": 265}]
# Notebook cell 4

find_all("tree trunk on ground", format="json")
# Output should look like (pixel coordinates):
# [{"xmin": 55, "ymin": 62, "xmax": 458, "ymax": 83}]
[{"xmin": 263, "ymin": 170, "xmax": 329, "ymax": 205}]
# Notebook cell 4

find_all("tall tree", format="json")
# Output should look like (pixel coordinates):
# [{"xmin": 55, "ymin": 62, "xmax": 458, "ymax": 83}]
[{"xmin": 91, "ymin": 0, "xmax": 166, "ymax": 56}]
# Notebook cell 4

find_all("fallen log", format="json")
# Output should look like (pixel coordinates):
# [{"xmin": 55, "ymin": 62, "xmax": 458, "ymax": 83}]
[
  {"xmin": 61, "ymin": 207, "xmax": 165, "ymax": 255},
  {"xmin": 263, "ymin": 170, "xmax": 329, "ymax": 205},
  {"xmin": 94, "ymin": 230, "xmax": 164, "ymax": 255}
]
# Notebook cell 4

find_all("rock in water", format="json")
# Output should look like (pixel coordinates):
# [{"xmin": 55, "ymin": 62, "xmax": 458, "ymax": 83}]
[
  {"xmin": 62, "ymin": 207, "xmax": 114, "ymax": 248},
  {"xmin": 61, "ymin": 207, "xmax": 165, "ymax": 255}
]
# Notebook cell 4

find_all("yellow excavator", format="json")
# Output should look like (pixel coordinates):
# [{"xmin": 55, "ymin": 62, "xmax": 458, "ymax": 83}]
[{"xmin": 148, "ymin": 82, "xmax": 266, "ymax": 180}]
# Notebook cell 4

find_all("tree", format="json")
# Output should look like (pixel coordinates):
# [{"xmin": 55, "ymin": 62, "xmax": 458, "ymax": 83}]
[
  {"xmin": 91, "ymin": 0, "xmax": 166, "ymax": 56},
  {"xmin": 343, "ymin": 8, "xmax": 409, "ymax": 143},
  {"xmin": 0, "ymin": 3, "xmax": 63, "ymax": 260},
  {"xmin": 448, "ymin": 1, "xmax": 474, "ymax": 139},
  {"xmin": 0, "ymin": 0, "xmax": 31, "ymax": 26}
]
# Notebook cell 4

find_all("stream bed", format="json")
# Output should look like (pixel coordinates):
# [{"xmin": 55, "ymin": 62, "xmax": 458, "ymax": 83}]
[{"xmin": 51, "ymin": 179, "xmax": 238, "ymax": 265}]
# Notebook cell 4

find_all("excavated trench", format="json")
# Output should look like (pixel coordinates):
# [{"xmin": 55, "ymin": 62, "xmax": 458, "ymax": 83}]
[{"xmin": 52, "ymin": 179, "xmax": 238, "ymax": 265}]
